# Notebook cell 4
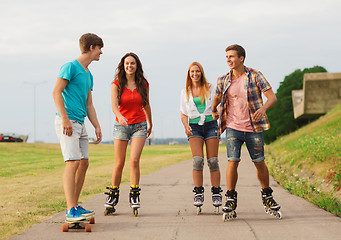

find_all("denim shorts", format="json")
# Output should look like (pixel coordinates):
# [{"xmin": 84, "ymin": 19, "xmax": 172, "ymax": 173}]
[
  {"xmin": 54, "ymin": 115, "xmax": 89, "ymax": 162},
  {"xmin": 113, "ymin": 121, "xmax": 148, "ymax": 140},
  {"xmin": 225, "ymin": 128, "xmax": 265, "ymax": 163},
  {"xmin": 188, "ymin": 120, "xmax": 219, "ymax": 141}
]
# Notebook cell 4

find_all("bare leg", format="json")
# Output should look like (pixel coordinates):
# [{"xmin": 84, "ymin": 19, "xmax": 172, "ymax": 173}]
[
  {"xmin": 226, "ymin": 161, "xmax": 239, "ymax": 191},
  {"xmin": 130, "ymin": 137, "xmax": 146, "ymax": 186},
  {"xmin": 112, "ymin": 139, "xmax": 129, "ymax": 186},
  {"xmin": 188, "ymin": 137, "xmax": 204, "ymax": 187},
  {"xmin": 254, "ymin": 160, "xmax": 270, "ymax": 189},
  {"xmin": 74, "ymin": 159, "xmax": 89, "ymax": 204},
  {"xmin": 205, "ymin": 138, "xmax": 220, "ymax": 187},
  {"xmin": 63, "ymin": 160, "xmax": 80, "ymax": 211}
]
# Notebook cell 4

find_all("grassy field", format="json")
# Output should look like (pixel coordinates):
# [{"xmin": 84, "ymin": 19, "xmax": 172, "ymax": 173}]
[
  {"xmin": 0, "ymin": 143, "xmax": 205, "ymax": 239},
  {"xmin": 265, "ymin": 104, "xmax": 341, "ymax": 217}
]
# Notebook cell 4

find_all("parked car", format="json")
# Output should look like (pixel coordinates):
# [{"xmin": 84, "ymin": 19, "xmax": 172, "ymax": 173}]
[{"xmin": 0, "ymin": 134, "xmax": 24, "ymax": 142}]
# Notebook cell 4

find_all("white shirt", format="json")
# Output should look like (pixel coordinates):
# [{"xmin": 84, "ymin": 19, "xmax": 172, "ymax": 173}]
[{"xmin": 180, "ymin": 84, "xmax": 215, "ymax": 125}]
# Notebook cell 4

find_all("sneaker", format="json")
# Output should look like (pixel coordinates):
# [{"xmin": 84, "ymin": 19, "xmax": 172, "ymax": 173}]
[
  {"xmin": 66, "ymin": 207, "xmax": 86, "ymax": 222},
  {"xmin": 77, "ymin": 205, "xmax": 95, "ymax": 217}
]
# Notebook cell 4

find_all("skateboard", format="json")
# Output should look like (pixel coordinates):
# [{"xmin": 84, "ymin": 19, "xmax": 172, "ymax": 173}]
[{"xmin": 62, "ymin": 216, "xmax": 95, "ymax": 232}]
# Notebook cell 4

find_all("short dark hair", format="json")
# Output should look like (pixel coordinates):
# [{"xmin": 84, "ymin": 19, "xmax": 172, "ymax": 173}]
[
  {"xmin": 225, "ymin": 44, "xmax": 246, "ymax": 61},
  {"xmin": 79, "ymin": 33, "xmax": 104, "ymax": 53}
]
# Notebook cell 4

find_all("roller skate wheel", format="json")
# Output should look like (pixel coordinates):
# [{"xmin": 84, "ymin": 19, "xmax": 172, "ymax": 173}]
[
  {"xmin": 275, "ymin": 211, "xmax": 282, "ymax": 219},
  {"xmin": 222, "ymin": 213, "xmax": 227, "ymax": 222},
  {"xmin": 215, "ymin": 207, "xmax": 219, "ymax": 215},
  {"xmin": 62, "ymin": 224, "xmax": 69, "ymax": 232},
  {"xmin": 85, "ymin": 224, "xmax": 92, "ymax": 232},
  {"xmin": 89, "ymin": 217, "xmax": 95, "ymax": 224},
  {"xmin": 196, "ymin": 207, "xmax": 202, "ymax": 215},
  {"xmin": 134, "ymin": 208, "xmax": 138, "ymax": 217}
]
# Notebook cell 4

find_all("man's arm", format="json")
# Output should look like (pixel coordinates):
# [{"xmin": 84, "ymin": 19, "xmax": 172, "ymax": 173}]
[
  {"xmin": 87, "ymin": 90, "xmax": 102, "ymax": 144},
  {"xmin": 52, "ymin": 77, "xmax": 73, "ymax": 136},
  {"xmin": 211, "ymin": 95, "xmax": 222, "ymax": 120},
  {"xmin": 253, "ymin": 88, "xmax": 277, "ymax": 122}
]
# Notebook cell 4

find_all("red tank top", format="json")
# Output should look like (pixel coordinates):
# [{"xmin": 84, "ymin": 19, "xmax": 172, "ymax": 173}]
[{"xmin": 113, "ymin": 79, "xmax": 149, "ymax": 124}]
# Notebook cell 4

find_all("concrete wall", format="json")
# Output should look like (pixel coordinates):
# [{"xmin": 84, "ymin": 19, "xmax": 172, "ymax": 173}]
[{"xmin": 292, "ymin": 72, "xmax": 341, "ymax": 119}]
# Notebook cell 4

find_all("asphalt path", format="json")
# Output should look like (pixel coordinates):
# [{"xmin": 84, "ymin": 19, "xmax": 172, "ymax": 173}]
[{"xmin": 11, "ymin": 148, "xmax": 341, "ymax": 240}]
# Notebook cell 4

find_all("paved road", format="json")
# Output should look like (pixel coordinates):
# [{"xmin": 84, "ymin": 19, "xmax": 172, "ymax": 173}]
[{"xmin": 11, "ymin": 148, "xmax": 341, "ymax": 240}]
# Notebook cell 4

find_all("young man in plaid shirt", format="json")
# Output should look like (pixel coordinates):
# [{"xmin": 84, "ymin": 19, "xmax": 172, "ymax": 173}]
[{"xmin": 212, "ymin": 44, "xmax": 281, "ymax": 219}]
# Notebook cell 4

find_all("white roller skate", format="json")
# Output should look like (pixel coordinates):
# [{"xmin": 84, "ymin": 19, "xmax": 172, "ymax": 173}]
[
  {"xmin": 222, "ymin": 190, "xmax": 237, "ymax": 222},
  {"xmin": 261, "ymin": 187, "xmax": 282, "ymax": 219},
  {"xmin": 211, "ymin": 186, "xmax": 223, "ymax": 214},
  {"xmin": 104, "ymin": 186, "xmax": 119, "ymax": 216},
  {"xmin": 130, "ymin": 186, "xmax": 141, "ymax": 217},
  {"xmin": 193, "ymin": 186, "xmax": 204, "ymax": 215}
]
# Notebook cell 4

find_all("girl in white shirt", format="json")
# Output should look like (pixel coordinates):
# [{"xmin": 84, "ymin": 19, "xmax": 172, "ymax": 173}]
[{"xmin": 180, "ymin": 62, "xmax": 222, "ymax": 213}]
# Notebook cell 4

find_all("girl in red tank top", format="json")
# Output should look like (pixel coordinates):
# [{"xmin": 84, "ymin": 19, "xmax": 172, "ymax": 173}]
[{"xmin": 105, "ymin": 53, "xmax": 152, "ymax": 215}]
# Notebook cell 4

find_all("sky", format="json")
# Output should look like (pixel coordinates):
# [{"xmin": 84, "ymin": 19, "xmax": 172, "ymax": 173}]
[{"xmin": 0, "ymin": 0, "xmax": 340, "ymax": 143}]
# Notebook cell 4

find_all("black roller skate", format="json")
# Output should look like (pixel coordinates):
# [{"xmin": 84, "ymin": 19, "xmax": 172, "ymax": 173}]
[
  {"xmin": 104, "ymin": 186, "xmax": 119, "ymax": 216},
  {"xmin": 130, "ymin": 186, "xmax": 141, "ymax": 216},
  {"xmin": 211, "ymin": 186, "xmax": 223, "ymax": 214},
  {"xmin": 222, "ymin": 190, "xmax": 237, "ymax": 221},
  {"xmin": 261, "ymin": 187, "xmax": 282, "ymax": 219},
  {"xmin": 193, "ymin": 186, "xmax": 204, "ymax": 215}
]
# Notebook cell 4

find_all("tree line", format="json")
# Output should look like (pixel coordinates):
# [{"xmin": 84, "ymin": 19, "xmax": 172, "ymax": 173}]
[{"xmin": 264, "ymin": 65, "xmax": 327, "ymax": 144}]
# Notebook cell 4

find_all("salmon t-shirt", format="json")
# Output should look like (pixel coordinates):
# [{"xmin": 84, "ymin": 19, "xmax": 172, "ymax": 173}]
[
  {"xmin": 226, "ymin": 74, "xmax": 253, "ymax": 132},
  {"xmin": 113, "ymin": 79, "xmax": 148, "ymax": 125}
]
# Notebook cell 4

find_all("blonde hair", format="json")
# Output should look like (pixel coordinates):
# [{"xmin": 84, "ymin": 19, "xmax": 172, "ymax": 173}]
[{"xmin": 185, "ymin": 62, "xmax": 210, "ymax": 104}]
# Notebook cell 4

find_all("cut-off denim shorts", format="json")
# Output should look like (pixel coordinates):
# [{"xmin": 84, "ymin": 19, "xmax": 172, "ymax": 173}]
[
  {"xmin": 188, "ymin": 120, "xmax": 219, "ymax": 141},
  {"xmin": 225, "ymin": 127, "xmax": 265, "ymax": 163},
  {"xmin": 113, "ymin": 121, "xmax": 148, "ymax": 141}
]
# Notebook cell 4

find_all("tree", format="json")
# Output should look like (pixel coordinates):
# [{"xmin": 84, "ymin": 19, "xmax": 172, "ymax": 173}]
[{"xmin": 264, "ymin": 66, "xmax": 327, "ymax": 143}]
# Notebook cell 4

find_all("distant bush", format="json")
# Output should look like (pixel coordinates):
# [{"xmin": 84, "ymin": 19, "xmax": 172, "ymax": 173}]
[{"xmin": 264, "ymin": 66, "xmax": 327, "ymax": 143}]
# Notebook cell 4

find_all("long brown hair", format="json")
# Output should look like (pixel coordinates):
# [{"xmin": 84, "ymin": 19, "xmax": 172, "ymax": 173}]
[
  {"xmin": 185, "ymin": 62, "xmax": 210, "ymax": 104},
  {"xmin": 115, "ymin": 52, "xmax": 148, "ymax": 106}
]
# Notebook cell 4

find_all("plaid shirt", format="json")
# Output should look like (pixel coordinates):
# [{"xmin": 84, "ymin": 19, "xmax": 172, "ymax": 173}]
[{"xmin": 215, "ymin": 66, "xmax": 272, "ymax": 134}]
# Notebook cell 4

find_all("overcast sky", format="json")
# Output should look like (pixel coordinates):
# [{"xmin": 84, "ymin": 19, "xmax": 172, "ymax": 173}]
[{"xmin": 1, "ymin": 0, "xmax": 340, "ymax": 143}]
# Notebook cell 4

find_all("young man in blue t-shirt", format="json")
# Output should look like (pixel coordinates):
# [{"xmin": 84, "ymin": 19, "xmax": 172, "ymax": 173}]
[{"xmin": 52, "ymin": 33, "xmax": 103, "ymax": 221}]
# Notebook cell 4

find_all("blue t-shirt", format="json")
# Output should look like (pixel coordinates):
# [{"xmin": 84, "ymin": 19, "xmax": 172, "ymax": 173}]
[{"xmin": 57, "ymin": 60, "xmax": 93, "ymax": 123}]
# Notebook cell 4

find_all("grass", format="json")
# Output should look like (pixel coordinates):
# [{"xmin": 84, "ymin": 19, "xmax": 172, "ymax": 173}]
[
  {"xmin": 0, "ymin": 143, "xmax": 205, "ymax": 240},
  {"xmin": 265, "ymin": 104, "xmax": 341, "ymax": 217}
]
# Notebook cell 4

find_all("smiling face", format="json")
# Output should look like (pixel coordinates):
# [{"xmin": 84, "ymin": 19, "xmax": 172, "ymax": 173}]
[
  {"xmin": 189, "ymin": 65, "xmax": 202, "ymax": 84},
  {"xmin": 124, "ymin": 56, "xmax": 137, "ymax": 76},
  {"xmin": 226, "ymin": 50, "xmax": 244, "ymax": 70},
  {"xmin": 91, "ymin": 45, "xmax": 103, "ymax": 61}
]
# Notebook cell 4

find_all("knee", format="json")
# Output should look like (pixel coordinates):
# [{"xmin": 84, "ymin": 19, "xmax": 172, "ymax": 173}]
[
  {"xmin": 207, "ymin": 157, "xmax": 219, "ymax": 171},
  {"xmin": 193, "ymin": 156, "xmax": 204, "ymax": 170},
  {"xmin": 80, "ymin": 159, "xmax": 89, "ymax": 169}
]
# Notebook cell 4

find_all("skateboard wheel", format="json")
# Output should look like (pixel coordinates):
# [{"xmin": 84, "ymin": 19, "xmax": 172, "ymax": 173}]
[
  {"xmin": 62, "ymin": 224, "xmax": 69, "ymax": 232},
  {"xmin": 85, "ymin": 224, "xmax": 92, "ymax": 232},
  {"xmin": 89, "ymin": 217, "xmax": 95, "ymax": 224}
]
